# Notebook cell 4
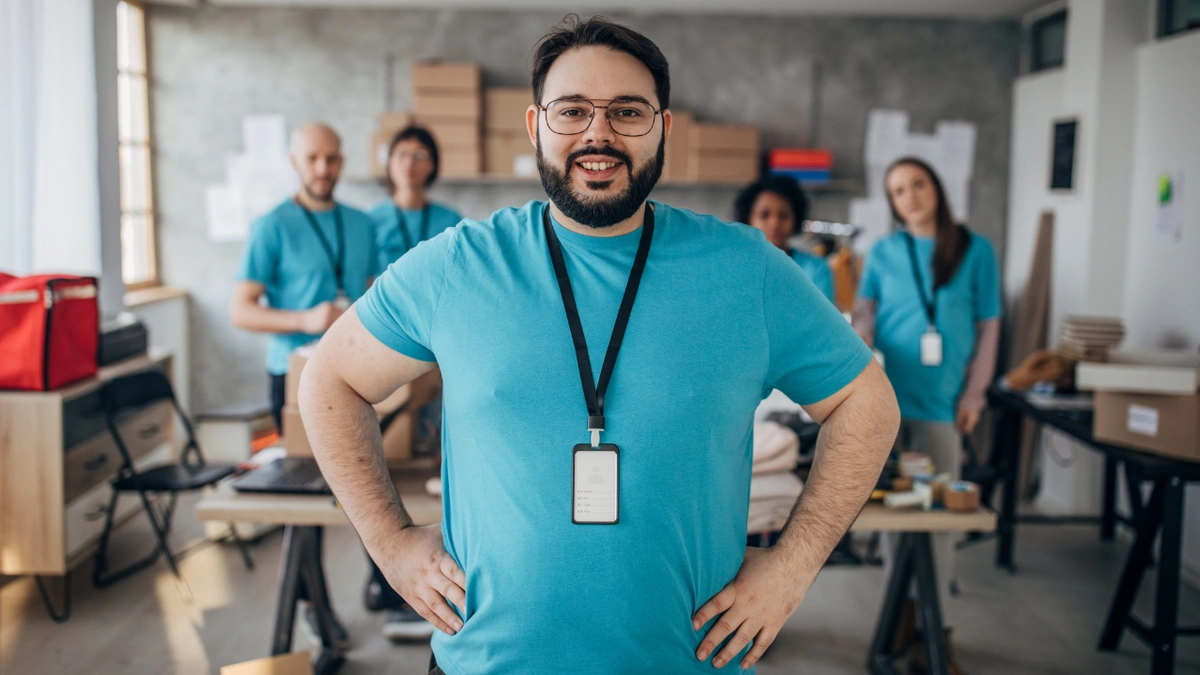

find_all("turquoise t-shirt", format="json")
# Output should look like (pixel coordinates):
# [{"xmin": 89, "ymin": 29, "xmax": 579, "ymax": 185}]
[
  {"xmin": 789, "ymin": 248, "xmax": 835, "ymax": 302},
  {"xmin": 357, "ymin": 200, "xmax": 872, "ymax": 675},
  {"xmin": 858, "ymin": 230, "xmax": 1000, "ymax": 422},
  {"xmin": 237, "ymin": 198, "xmax": 381, "ymax": 375},
  {"xmin": 367, "ymin": 200, "xmax": 462, "ymax": 267}
]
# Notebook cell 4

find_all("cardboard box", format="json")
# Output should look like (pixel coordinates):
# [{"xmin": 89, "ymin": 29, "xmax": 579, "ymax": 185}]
[
  {"xmin": 414, "ymin": 91, "xmax": 482, "ymax": 123},
  {"xmin": 377, "ymin": 111, "xmax": 414, "ymax": 139},
  {"xmin": 285, "ymin": 345, "xmax": 316, "ymax": 405},
  {"xmin": 413, "ymin": 116, "xmax": 481, "ymax": 151},
  {"xmin": 662, "ymin": 110, "xmax": 693, "ymax": 183},
  {"xmin": 485, "ymin": 88, "xmax": 534, "ymax": 132},
  {"xmin": 1094, "ymin": 390, "xmax": 1200, "ymax": 462},
  {"xmin": 688, "ymin": 123, "xmax": 761, "ymax": 155},
  {"xmin": 687, "ymin": 152, "xmax": 759, "ymax": 185},
  {"xmin": 484, "ymin": 130, "xmax": 536, "ymax": 176},
  {"xmin": 1076, "ymin": 350, "xmax": 1200, "ymax": 395},
  {"xmin": 439, "ymin": 147, "xmax": 482, "ymax": 178},
  {"xmin": 411, "ymin": 62, "xmax": 480, "ymax": 93},
  {"xmin": 368, "ymin": 131, "xmax": 392, "ymax": 179}
]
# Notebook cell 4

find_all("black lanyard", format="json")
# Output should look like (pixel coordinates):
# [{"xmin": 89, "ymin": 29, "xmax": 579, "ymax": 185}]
[
  {"xmin": 298, "ymin": 202, "xmax": 345, "ymax": 292},
  {"xmin": 394, "ymin": 205, "xmax": 430, "ymax": 253},
  {"xmin": 543, "ymin": 203, "xmax": 654, "ymax": 445},
  {"xmin": 903, "ymin": 233, "xmax": 936, "ymax": 327}
]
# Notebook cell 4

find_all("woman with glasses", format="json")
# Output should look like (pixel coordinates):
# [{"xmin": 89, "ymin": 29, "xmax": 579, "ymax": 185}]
[
  {"xmin": 364, "ymin": 126, "xmax": 463, "ymax": 643},
  {"xmin": 368, "ymin": 126, "xmax": 464, "ymax": 269}
]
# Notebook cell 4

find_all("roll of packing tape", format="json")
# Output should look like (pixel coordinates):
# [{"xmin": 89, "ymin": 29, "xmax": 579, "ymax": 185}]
[{"xmin": 943, "ymin": 481, "xmax": 980, "ymax": 512}]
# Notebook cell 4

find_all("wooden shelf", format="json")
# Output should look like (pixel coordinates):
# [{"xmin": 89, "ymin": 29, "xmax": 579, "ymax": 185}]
[{"xmin": 345, "ymin": 175, "xmax": 862, "ymax": 193}]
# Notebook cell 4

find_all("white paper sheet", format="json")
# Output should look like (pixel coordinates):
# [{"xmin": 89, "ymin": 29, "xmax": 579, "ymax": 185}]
[
  {"xmin": 865, "ymin": 109, "xmax": 910, "ymax": 165},
  {"xmin": 1157, "ymin": 171, "xmax": 1183, "ymax": 242},
  {"xmin": 242, "ymin": 114, "xmax": 288, "ymax": 158},
  {"xmin": 849, "ymin": 198, "xmax": 894, "ymax": 255},
  {"xmin": 205, "ymin": 184, "xmax": 246, "ymax": 242}
]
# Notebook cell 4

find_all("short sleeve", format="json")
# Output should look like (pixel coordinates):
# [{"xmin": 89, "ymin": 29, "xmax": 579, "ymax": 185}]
[
  {"xmin": 764, "ymin": 248, "xmax": 873, "ymax": 405},
  {"xmin": 237, "ymin": 216, "xmax": 280, "ymax": 286},
  {"xmin": 858, "ymin": 242, "xmax": 883, "ymax": 302},
  {"xmin": 355, "ymin": 228, "xmax": 456, "ymax": 362},
  {"xmin": 972, "ymin": 236, "xmax": 1001, "ymax": 321}
]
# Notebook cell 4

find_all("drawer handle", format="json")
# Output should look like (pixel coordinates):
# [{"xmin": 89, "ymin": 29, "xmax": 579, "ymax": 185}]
[
  {"xmin": 83, "ymin": 455, "xmax": 109, "ymax": 471},
  {"xmin": 84, "ymin": 505, "xmax": 109, "ymax": 522},
  {"xmin": 138, "ymin": 424, "xmax": 161, "ymax": 439}
]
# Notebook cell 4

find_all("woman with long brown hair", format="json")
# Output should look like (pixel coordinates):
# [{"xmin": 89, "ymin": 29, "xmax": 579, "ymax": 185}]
[{"xmin": 852, "ymin": 157, "xmax": 1000, "ymax": 673}]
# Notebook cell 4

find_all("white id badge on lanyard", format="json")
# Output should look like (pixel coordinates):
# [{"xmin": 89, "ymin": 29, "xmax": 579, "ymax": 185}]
[
  {"xmin": 572, "ymin": 444, "xmax": 619, "ymax": 524},
  {"xmin": 920, "ymin": 326, "xmax": 943, "ymax": 367},
  {"xmin": 333, "ymin": 290, "xmax": 351, "ymax": 311}
]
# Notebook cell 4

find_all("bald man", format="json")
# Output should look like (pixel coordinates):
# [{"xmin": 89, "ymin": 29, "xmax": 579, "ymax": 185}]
[{"xmin": 231, "ymin": 122, "xmax": 380, "ymax": 647}]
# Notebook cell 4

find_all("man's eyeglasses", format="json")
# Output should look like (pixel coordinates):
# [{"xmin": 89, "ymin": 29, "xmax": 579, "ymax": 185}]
[{"xmin": 538, "ymin": 98, "xmax": 661, "ymax": 137}]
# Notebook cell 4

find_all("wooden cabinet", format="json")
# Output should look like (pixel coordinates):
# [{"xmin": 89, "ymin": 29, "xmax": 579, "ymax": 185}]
[{"xmin": 0, "ymin": 350, "xmax": 174, "ymax": 576}]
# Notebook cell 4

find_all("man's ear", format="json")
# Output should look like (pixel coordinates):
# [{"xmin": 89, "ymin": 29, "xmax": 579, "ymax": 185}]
[
  {"xmin": 661, "ymin": 108, "xmax": 673, "ymax": 145},
  {"xmin": 526, "ymin": 105, "xmax": 539, "ymax": 148}
]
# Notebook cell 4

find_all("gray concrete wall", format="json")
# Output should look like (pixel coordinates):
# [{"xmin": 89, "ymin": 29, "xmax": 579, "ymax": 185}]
[{"xmin": 146, "ymin": 6, "xmax": 1019, "ymax": 412}]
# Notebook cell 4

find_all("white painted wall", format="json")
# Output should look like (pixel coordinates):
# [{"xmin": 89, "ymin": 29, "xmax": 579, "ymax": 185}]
[
  {"xmin": 130, "ymin": 295, "xmax": 191, "ymax": 416},
  {"xmin": 1121, "ymin": 30, "xmax": 1200, "ymax": 580}
]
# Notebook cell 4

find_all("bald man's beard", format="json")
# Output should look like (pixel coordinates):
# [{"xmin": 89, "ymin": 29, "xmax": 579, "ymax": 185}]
[{"xmin": 302, "ymin": 177, "xmax": 336, "ymax": 204}]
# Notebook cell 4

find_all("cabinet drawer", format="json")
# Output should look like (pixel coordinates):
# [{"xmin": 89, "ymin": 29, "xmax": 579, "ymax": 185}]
[
  {"xmin": 61, "ymin": 362, "xmax": 169, "ymax": 450},
  {"xmin": 64, "ymin": 444, "xmax": 171, "ymax": 561},
  {"xmin": 62, "ymin": 401, "xmax": 172, "ymax": 504}
]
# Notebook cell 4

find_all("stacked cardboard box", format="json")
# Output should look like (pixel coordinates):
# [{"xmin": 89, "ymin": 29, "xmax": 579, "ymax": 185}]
[
  {"xmin": 412, "ymin": 62, "xmax": 481, "ymax": 178},
  {"xmin": 484, "ymin": 88, "xmax": 536, "ymax": 177},
  {"xmin": 1083, "ymin": 350, "xmax": 1200, "ymax": 462},
  {"xmin": 687, "ymin": 122, "xmax": 761, "ymax": 185},
  {"xmin": 661, "ymin": 110, "xmax": 693, "ymax": 183},
  {"xmin": 282, "ymin": 345, "xmax": 416, "ymax": 463}
]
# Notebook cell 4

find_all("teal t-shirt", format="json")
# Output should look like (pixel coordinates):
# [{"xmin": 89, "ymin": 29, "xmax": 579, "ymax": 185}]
[
  {"xmin": 858, "ymin": 230, "xmax": 1000, "ymax": 422},
  {"xmin": 237, "ymin": 198, "xmax": 381, "ymax": 375},
  {"xmin": 789, "ymin": 248, "xmax": 835, "ymax": 302},
  {"xmin": 356, "ymin": 200, "xmax": 872, "ymax": 675},
  {"xmin": 367, "ymin": 200, "xmax": 462, "ymax": 267}
]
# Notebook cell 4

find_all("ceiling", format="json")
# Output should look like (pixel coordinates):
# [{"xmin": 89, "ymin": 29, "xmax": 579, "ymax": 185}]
[{"xmin": 203, "ymin": 0, "xmax": 1049, "ymax": 20}]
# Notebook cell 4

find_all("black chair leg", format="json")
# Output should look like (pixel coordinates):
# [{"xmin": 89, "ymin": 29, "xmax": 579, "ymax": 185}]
[
  {"xmin": 91, "ymin": 487, "xmax": 123, "ymax": 586},
  {"xmin": 35, "ymin": 573, "xmax": 72, "ymax": 623},
  {"xmin": 228, "ymin": 523, "xmax": 256, "ymax": 570}
]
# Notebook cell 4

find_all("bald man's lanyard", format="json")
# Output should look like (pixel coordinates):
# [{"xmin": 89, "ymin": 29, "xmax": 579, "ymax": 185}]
[
  {"xmin": 543, "ymin": 204, "xmax": 654, "ymax": 525},
  {"xmin": 299, "ymin": 203, "xmax": 350, "ymax": 309}
]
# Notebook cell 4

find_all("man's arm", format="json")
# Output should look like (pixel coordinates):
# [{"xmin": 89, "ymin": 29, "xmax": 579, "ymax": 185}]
[
  {"xmin": 298, "ymin": 307, "xmax": 465, "ymax": 635},
  {"xmin": 693, "ymin": 359, "xmax": 898, "ymax": 670},
  {"xmin": 229, "ymin": 280, "xmax": 341, "ymax": 335}
]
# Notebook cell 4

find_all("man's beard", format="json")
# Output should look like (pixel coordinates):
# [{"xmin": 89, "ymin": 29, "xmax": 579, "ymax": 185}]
[
  {"xmin": 537, "ymin": 134, "xmax": 664, "ymax": 229},
  {"xmin": 303, "ymin": 178, "xmax": 335, "ymax": 203}
]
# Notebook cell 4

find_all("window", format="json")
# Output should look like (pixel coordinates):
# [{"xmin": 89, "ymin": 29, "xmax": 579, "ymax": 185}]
[
  {"xmin": 117, "ymin": 1, "xmax": 158, "ymax": 288},
  {"xmin": 1159, "ymin": 0, "xmax": 1200, "ymax": 37},
  {"xmin": 1030, "ymin": 10, "xmax": 1067, "ymax": 73}
]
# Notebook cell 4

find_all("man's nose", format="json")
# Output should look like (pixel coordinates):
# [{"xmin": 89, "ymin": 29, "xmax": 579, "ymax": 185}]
[{"xmin": 579, "ymin": 108, "xmax": 617, "ymax": 146}]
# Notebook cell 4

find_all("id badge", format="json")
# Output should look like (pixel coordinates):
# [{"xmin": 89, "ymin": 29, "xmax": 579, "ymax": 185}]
[
  {"xmin": 333, "ymin": 290, "xmax": 351, "ymax": 311},
  {"xmin": 920, "ymin": 327, "xmax": 943, "ymax": 367},
  {"xmin": 572, "ymin": 444, "xmax": 619, "ymax": 525}
]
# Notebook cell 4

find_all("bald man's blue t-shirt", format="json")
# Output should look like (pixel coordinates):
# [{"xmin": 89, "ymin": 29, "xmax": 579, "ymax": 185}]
[
  {"xmin": 367, "ymin": 200, "xmax": 462, "ymax": 267},
  {"xmin": 858, "ymin": 230, "xmax": 1000, "ymax": 422},
  {"xmin": 789, "ymin": 248, "xmax": 835, "ymax": 302},
  {"xmin": 356, "ymin": 200, "xmax": 872, "ymax": 675},
  {"xmin": 237, "ymin": 199, "xmax": 380, "ymax": 375}
]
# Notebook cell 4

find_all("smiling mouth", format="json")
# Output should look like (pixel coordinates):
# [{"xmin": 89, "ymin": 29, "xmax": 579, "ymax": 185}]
[{"xmin": 574, "ymin": 160, "xmax": 624, "ymax": 180}]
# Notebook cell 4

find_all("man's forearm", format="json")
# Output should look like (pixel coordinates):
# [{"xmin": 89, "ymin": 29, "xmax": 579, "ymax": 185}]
[
  {"xmin": 232, "ymin": 301, "xmax": 309, "ymax": 334},
  {"xmin": 300, "ymin": 364, "xmax": 414, "ymax": 551},
  {"xmin": 774, "ymin": 382, "xmax": 897, "ymax": 580}
]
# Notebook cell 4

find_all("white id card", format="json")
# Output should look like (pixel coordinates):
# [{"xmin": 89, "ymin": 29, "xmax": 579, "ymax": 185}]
[
  {"xmin": 572, "ymin": 444, "xmax": 619, "ymax": 524},
  {"xmin": 333, "ymin": 290, "xmax": 351, "ymax": 311},
  {"xmin": 920, "ymin": 328, "xmax": 943, "ymax": 367}
]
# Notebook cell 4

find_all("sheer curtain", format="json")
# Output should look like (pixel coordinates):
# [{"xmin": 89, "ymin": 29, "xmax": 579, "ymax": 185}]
[{"xmin": 0, "ymin": 0, "xmax": 102, "ymax": 277}]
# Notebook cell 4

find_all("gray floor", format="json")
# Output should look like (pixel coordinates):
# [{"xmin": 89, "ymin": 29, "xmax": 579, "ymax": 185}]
[{"xmin": 3, "ymin": 496, "xmax": 1199, "ymax": 675}]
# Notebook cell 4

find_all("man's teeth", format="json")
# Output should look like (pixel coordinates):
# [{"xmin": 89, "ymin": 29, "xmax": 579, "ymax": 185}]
[{"xmin": 580, "ymin": 161, "xmax": 619, "ymax": 171}]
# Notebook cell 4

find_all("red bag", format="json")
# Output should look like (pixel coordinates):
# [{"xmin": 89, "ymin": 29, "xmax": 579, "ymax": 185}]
[{"xmin": 0, "ymin": 274, "xmax": 100, "ymax": 390}]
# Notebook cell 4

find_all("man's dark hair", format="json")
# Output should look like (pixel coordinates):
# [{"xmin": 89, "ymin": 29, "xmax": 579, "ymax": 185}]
[
  {"xmin": 386, "ymin": 125, "xmax": 439, "ymax": 190},
  {"xmin": 733, "ymin": 175, "xmax": 810, "ymax": 228},
  {"xmin": 531, "ymin": 15, "xmax": 670, "ymax": 109}
]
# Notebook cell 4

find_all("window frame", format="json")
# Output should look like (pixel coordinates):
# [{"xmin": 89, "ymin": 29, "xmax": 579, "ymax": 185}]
[
  {"xmin": 116, "ymin": 0, "xmax": 159, "ymax": 290},
  {"xmin": 1030, "ymin": 9, "xmax": 1067, "ymax": 73}
]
